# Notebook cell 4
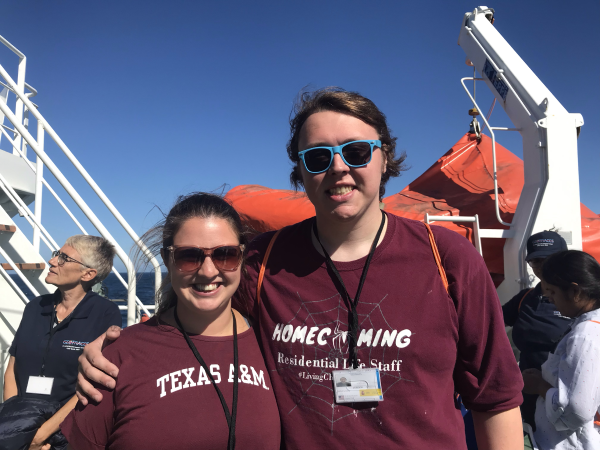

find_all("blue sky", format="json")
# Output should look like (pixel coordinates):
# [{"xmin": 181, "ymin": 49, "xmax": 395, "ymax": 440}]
[{"xmin": 0, "ymin": 0, "xmax": 598, "ymax": 272}]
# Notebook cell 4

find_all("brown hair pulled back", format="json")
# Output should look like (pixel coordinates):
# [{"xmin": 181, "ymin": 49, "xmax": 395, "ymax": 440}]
[{"xmin": 287, "ymin": 87, "xmax": 408, "ymax": 199}]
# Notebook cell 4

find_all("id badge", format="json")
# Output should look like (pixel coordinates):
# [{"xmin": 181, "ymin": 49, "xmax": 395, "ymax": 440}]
[
  {"xmin": 332, "ymin": 368, "xmax": 383, "ymax": 403},
  {"xmin": 26, "ymin": 376, "xmax": 54, "ymax": 395}
]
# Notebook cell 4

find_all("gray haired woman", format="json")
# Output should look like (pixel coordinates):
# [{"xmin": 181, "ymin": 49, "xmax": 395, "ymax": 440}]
[{"xmin": 1, "ymin": 235, "xmax": 122, "ymax": 450}]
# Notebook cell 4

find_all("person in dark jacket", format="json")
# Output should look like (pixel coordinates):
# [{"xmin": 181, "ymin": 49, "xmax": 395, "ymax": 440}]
[
  {"xmin": 502, "ymin": 230, "xmax": 573, "ymax": 429},
  {"xmin": 1, "ymin": 235, "xmax": 121, "ymax": 450}
]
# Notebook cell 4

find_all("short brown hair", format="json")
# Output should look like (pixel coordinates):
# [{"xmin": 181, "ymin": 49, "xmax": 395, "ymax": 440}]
[{"xmin": 287, "ymin": 87, "xmax": 407, "ymax": 199}]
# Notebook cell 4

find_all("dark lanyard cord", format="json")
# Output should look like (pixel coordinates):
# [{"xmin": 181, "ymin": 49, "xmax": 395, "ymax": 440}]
[
  {"xmin": 174, "ymin": 303, "xmax": 238, "ymax": 450},
  {"xmin": 40, "ymin": 304, "xmax": 60, "ymax": 376},
  {"xmin": 313, "ymin": 211, "xmax": 386, "ymax": 369}
]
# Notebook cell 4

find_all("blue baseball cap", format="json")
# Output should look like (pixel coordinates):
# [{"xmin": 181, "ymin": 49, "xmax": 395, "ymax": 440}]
[{"xmin": 526, "ymin": 231, "xmax": 568, "ymax": 261}]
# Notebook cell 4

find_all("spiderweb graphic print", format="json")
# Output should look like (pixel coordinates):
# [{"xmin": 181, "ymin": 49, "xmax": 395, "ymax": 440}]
[{"xmin": 272, "ymin": 290, "xmax": 414, "ymax": 434}]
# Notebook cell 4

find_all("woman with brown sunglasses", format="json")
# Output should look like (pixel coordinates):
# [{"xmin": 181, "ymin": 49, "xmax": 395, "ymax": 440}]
[{"xmin": 60, "ymin": 193, "xmax": 280, "ymax": 450}]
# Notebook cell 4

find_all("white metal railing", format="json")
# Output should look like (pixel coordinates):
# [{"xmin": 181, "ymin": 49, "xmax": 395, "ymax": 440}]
[
  {"xmin": 0, "ymin": 125, "xmax": 152, "ymax": 318},
  {"xmin": 425, "ymin": 213, "xmax": 515, "ymax": 256},
  {"xmin": 0, "ymin": 264, "xmax": 31, "ymax": 307},
  {"xmin": 0, "ymin": 245, "xmax": 41, "ymax": 298},
  {"xmin": 0, "ymin": 172, "xmax": 152, "ymax": 318},
  {"xmin": 0, "ymin": 35, "xmax": 161, "ymax": 325}
]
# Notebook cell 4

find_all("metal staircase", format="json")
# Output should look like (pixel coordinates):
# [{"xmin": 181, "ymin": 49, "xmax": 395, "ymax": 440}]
[{"xmin": 0, "ymin": 35, "xmax": 162, "ymax": 391}]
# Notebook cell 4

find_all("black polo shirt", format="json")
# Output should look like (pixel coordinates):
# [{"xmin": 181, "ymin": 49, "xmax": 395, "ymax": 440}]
[
  {"xmin": 502, "ymin": 282, "xmax": 573, "ymax": 371},
  {"xmin": 9, "ymin": 290, "xmax": 121, "ymax": 405}
]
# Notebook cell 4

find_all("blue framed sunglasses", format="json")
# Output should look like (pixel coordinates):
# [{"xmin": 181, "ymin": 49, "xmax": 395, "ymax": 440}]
[{"xmin": 298, "ymin": 139, "xmax": 382, "ymax": 174}]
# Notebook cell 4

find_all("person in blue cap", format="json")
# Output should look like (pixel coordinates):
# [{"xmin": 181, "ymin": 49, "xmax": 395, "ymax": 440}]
[{"xmin": 502, "ymin": 230, "xmax": 573, "ymax": 429}]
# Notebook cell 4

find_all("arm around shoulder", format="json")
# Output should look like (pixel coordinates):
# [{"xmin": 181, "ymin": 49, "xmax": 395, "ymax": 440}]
[{"xmin": 76, "ymin": 325, "xmax": 121, "ymax": 405}]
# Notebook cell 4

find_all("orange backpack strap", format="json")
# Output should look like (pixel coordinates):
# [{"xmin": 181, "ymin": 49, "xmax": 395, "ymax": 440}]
[
  {"xmin": 518, "ymin": 289, "xmax": 534, "ymax": 313},
  {"xmin": 424, "ymin": 223, "xmax": 449, "ymax": 294},
  {"xmin": 257, "ymin": 229, "xmax": 282, "ymax": 306}
]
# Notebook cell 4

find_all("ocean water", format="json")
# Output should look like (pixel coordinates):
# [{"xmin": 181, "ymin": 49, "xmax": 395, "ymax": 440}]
[
  {"xmin": 102, "ymin": 273, "xmax": 162, "ymax": 306},
  {"xmin": 9, "ymin": 273, "xmax": 163, "ymax": 328}
]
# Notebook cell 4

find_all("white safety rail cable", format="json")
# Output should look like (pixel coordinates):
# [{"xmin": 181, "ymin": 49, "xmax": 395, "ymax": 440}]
[
  {"xmin": 0, "ymin": 126, "xmax": 152, "ymax": 318},
  {"xmin": 0, "ymin": 99, "xmax": 139, "ymax": 325},
  {"xmin": 0, "ymin": 64, "xmax": 161, "ymax": 292},
  {"xmin": 460, "ymin": 76, "xmax": 512, "ymax": 227},
  {"xmin": 0, "ymin": 246, "xmax": 40, "ymax": 298},
  {"xmin": 0, "ymin": 265, "xmax": 30, "ymax": 305}
]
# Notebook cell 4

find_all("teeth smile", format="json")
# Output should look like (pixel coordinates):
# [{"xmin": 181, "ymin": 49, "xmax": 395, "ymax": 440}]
[
  {"xmin": 193, "ymin": 283, "xmax": 220, "ymax": 292},
  {"xmin": 329, "ymin": 186, "xmax": 354, "ymax": 196}
]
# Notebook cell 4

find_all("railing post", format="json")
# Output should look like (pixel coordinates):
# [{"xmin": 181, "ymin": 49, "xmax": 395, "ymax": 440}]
[
  {"xmin": 473, "ymin": 214, "xmax": 482, "ymax": 255},
  {"xmin": 126, "ymin": 262, "xmax": 137, "ymax": 326},
  {"xmin": 21, "ymin": 107, "xmax": 29, "ymax": 158},
  {"xmin": 12, "ymin": 56, "xmax": 25, "ymax": 155},
  {"xmin": 32, "ymin": 120, "xmax": 44, "ymax": 251}
]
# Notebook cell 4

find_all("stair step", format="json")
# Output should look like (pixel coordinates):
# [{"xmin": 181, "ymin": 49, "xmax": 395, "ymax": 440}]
[
  {"xmin": 1, "ymin": 262, "xmax": 46, "ymax": 270},
  {"xmin": 0, "ymin": 224, "xmax": 17, "ymax": 233}
]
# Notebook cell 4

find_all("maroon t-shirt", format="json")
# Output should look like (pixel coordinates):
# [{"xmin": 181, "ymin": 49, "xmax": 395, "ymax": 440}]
[
  {"xmin": 238, "ymin": 213, "xmax": 523, "ymax": 449},
  {"xmin": 61, "ymin": 317, "xmax": 280, "ymax": 450}
]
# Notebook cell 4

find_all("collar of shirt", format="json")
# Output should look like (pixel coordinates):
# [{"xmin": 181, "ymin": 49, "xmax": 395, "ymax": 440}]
[
  {"xmin": 39, "ymin": 290, "xmax": 99, "ymax": 323},
  {"xmin": 572, "ymin": 308, "xmax": 600, "ymax": 327}
]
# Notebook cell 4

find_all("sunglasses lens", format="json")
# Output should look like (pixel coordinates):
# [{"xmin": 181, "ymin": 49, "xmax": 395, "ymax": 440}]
[
  {"xmin": 342, "ymin": 142, "xmax": 372, "ymax": 166},
  {"xmin": 171, "ymin": 246, "xmax": 242, "ymax": 272},
  {"xmin": 212, "ymin": 246, "xmax": 242, "ymax": 271},
  {"xmin": 173, "ymin": 247, "xmax": 204, "ymax": 272},
  {"xmin": 303, "ymin": 148, "xmax": 332, "ymax": 173}
]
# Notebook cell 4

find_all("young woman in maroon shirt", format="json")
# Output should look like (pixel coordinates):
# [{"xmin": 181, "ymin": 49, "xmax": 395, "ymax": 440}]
[{"xmin": 62, "ymin": 193, "xmax": 280, "ymax": 450}]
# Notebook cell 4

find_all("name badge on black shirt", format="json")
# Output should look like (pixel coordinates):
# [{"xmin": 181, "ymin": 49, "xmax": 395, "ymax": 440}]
[{"xmin": 26, "ymin": 376, "xmax": 54, "ymax": 395}]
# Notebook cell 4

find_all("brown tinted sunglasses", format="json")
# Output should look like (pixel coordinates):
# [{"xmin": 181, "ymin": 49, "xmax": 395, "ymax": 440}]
[{"xmin": 165, "ymin": 245, "xmax": 243, "ymax": 272}]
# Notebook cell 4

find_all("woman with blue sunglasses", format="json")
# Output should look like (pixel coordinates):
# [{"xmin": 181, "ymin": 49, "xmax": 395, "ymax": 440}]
[{"xmin": 76, "ymin": 88, "xmax": 524, "ymax": 449}]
